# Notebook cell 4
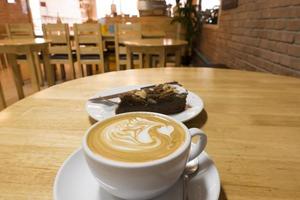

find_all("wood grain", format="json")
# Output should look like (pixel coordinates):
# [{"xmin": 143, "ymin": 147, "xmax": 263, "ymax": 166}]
[
  {"xmin": 124, "ymin": 39, "xmax": 187, "ymax": 68},
  {"xmin": 0, "ymin": 68, "xmax": 299, "ymax": 200},
  {"xmin": 123, "ymin": 38, "xmax": 187, "ymax": 47},
  {"xmin": 0, "ymin": 38, "xmax": 54, "ymax": 98}
]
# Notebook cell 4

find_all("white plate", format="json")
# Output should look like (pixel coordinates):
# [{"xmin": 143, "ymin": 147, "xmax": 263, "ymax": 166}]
[
  {"xmin": 86, "ymin": 85, "xmax": 204, "ymax": 122},
  {"xmin": 54, "ymin": 148, "xmax": 220, "ymax": 200}
]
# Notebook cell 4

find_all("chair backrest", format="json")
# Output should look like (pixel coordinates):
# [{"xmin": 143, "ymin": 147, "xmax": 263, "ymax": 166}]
[
  {"xmin": 114, "ymin": 23, "xmax": 141, "ymax": 70},
  {"xmin": 0, "ymin": 24, "xmax": 8, "ymax": 39},
  {"xmin": 141, "ymin": 19, "xmax": 181, "ymax": 39},
  {"xmin": 114, "ymin": 23, "xmax": 141, "ymax": 43},
  {"xmin": 42, "ymin": 23, "xmax": 72, "ymax": 55},
  {"xmin": 114, "ymin": 23, "xmax": 141, "ymax": 55},
  {"xmin": 6, "ymin": 23, "xmax": 35, "ymax": 39},
  {"xmin": 74, "ymin": 23, "xmax": 104, "ymax": 56}
]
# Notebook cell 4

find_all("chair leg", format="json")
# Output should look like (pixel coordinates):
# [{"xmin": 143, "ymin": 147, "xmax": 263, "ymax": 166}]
[
  {"xmin": 79, "ymin": 61, "xmax": 84, "ymax": 77},
  {"xmin": 60, "ymin": 64, "xmax": 66, "ymax": 80},
  {"xmin": 175, "ymin": 50, "xmax": 181, "ymax": 67},
  {"xmin": 0, "ymin": 54, "xmax": 7, "ymax": 69},
  {"xmin": 92, "ymin": 64, "xmax": 97, "ymax": 74},
  {"xmin": 7, "ymin": 54, "xmax": 24, "ymax": 99},
  {"xmin": 86, "ymin": 64, "xmax": 93, "ymax": 76},
  {"xmin": 34, "ymin": 53, "xmax": 44, "ymax": 87},
  {"xmin": 70, "ymin": 61, "xmax": 76, "ymax": 79},
  {"xmin": 16, "ymin": 64, "xmax": 25, "ymax": 86},
  {"xmin": 138, "ymin": 53, "xmax": 143, "ymax": 69},
  {"xmin": 51, "ymin": 64, "xmax": 57, "ymax": 82},
  {"xmin": 145, "ymin": 54, "xmax": 151, "ymax": 68},
  {"xmin": 0, "ymin": 80, "xmax": 7, "ymax": 110},
  {"xmin": 26, "ymin": 49, "xmax": 41, "ymax": 92},
  {"xmin": 101, "ymin": 58, "xmax": 105, "ymax": 73},
  {"xmin": 116, "ymin": 56, "xmax": 120, "ymax": 71},
  {"xmin": 104, "ymin": 56, "xmax": 109, "ymax": 72}
]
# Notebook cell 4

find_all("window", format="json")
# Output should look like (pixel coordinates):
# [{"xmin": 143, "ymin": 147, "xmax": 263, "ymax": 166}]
[
  {"xmin": 96, "ymin": 0, "xmax": 189, "ymax": 18},
  {"xmin": 7, "ymin": 0, "xmax": 16, "ymax": 3},
  {"xmin": 96, "ymin": 0, "xmax": 139, "ymax": 18},
  {"xmin": 201, "ymin": 0, "xmax": 221, "ymax": 25},
  {"xmin": 28, "ymin": 0, "xmax": 82, "ymax": 35}
]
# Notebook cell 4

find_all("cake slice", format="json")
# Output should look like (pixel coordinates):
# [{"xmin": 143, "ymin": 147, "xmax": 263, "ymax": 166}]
[{"xmin": 115, "ymin": 83, "xmax": 188, "ymax": 115}]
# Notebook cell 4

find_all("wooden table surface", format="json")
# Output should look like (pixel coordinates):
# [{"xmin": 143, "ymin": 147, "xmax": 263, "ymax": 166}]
[
  {"xmin": 0, "ymin": 68, "xmax": 299, "ymax": 200},
  {"xmin": 0, "ymin": 38, "xmax": 54, "ymax": 99},
  {"xmin": 0, "ymin": 38, "xmax": 51, "ymax": 46},
  {"xmin": 124, "ymin": 39, "xmax": 187, "ymax": 68},
  {"xmin": 123, "ymin": 38, "xmax": 188, "ymax": 47}
]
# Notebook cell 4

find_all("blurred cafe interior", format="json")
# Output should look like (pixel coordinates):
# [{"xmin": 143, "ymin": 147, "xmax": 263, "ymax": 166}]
[
  {"xmin": 0, "ymin": 0, "xmax": 299, "ymax": 107},
  {"xmin": 0, "ymin": 1, "xmax": 300, "ymax": 200}
]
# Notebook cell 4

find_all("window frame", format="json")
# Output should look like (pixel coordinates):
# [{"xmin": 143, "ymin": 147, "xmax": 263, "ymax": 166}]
[{"xmin": 202, "ymin": 0, "xmax": 222, "ymax": 29}]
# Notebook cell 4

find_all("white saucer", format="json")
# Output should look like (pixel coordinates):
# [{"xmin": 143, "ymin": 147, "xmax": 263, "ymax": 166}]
[
  {"xmin": 54, "ymin": 149, "xmax": 220, "ymax": 200},
  {"xmin": 85, "ymin": 85, "xmax": 204, "ymax": 122}
]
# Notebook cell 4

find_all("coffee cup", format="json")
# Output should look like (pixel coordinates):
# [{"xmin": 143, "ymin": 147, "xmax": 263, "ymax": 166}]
[{"xmin": 82, "ymin": 112, "xmax": 207, "ymax": 200}]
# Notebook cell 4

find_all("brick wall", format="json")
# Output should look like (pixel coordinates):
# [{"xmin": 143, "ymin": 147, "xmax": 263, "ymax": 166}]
[
  {"xmin": 199, "ymin": 0, "xmax": 300, "ymax": 77},
  {"xmin": 0, "ymin": 0, "xmax": 30, "ymax": 24}
]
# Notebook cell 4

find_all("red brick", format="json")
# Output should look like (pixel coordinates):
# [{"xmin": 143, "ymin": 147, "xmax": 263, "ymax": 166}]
[
  {"xmin": 279, "ymin": 54, "xmax": 293, "ymax": 66},
  {"xmin": 269, "ymin": 7, "xmax": 300, "ymax": 18},
  {"xmin": 290, "ymin": 57, "xmax": 300, "ymax": 69},
  {"xmin": 289, "ymin": 7, "xmax": 300, "ymax": 18},
  {"xmin": 295, "ymin": 34, "xmax": 300, "ymax": 44},
  {"xmin": 260, "ymin": 41, "xmax": 289, "ymax": 54},
  {"xmin": 279, "ymin": 55, "xmax": 300, "ymax": 69},
  {"xmin": 244, "ymin": 20, "xmax": 258, "ymax": 28},
  {"xmin": 257, "ymin": 30, "xmax": 269, "ymax": 39},
  {"xmin": 248, "ymin": 54, "xmax": 300, "ymax": 77},
  {"xmin": 237, "ymin": 58, "xmax": 262, "ymax": 72},
  {"xmin": 199, "ymin": 0, "xmax": 300, "ymax": 77},
  {"xmin": 275, "ymin": 42, "xmax": 289, "ymax": 53},
  {"xmin": 259, "ymin": 39, "xmax": 277, "ymax": 50},
  {"xmin": 267, "ymin": 0, "xmax": 300, "ymax": 8},
  {"xmin": 256, "ymin": 20, "xmax": 266, "ymax": 29},
  {"xmin": 288, "ymin": 45, "xmax": 300, "ymax": 57},
  {"xmin": 260, "ymin": 49, "xmax": 282, "ymax": 63},
  {"xmin": 265, "ymin": 20, "xmax": 286, "ymax": 30},
  {"xmin": 268, "ymin": 31, "xmax": 294, "ymax": 43},
  {"xmin": 286, "ymin": 20, "xmax": 300, "ymax": 31},
  {"xmin": 0, "ymin": 0, "xmax": 30, "ymax": 24}
]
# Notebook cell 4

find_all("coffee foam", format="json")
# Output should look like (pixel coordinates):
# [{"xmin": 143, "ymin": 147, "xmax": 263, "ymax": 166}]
[{"xmin": 87, "ymin": 113, "xmax": 186, "ymax": 162}]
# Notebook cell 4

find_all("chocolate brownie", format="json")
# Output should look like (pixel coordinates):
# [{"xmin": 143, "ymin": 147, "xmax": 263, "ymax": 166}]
[{"xmin": 115, "ymin": 84, "xmax": 187, "ymax": 115}]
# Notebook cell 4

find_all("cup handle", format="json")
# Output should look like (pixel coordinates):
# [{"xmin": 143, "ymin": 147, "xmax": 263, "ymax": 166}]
[{"xmin": 188, "ymin": 128, "xmax": 207, "ymax": 162}]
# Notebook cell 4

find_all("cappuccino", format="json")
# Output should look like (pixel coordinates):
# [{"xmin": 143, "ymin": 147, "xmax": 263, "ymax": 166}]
[{"xmin": 87, "ymin": 113, "xmax": 186, "ymax": 162}]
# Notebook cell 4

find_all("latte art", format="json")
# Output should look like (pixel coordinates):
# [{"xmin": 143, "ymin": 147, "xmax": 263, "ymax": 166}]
[
  {"xmin": 103, "ymin": 117, "xmax": 171, "ymax": 151},
  {"xmin": 87, "ymin": 113, "xmax": 186, "ymax": 162}
]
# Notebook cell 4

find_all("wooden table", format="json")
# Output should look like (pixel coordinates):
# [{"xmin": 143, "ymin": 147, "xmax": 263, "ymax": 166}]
[
  {"xmin": 123, "ymin": 38, "xmax": 188, "ymax": 69},
  {"xmin": 0, "ymin": 38, "xmax": 54, "ymax": 99},
  {"xmin": 0, "ymin": 68, "xmax": 299, "ymax": 199}
]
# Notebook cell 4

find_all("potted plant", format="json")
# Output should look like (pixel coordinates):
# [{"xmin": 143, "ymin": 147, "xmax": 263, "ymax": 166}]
[{"xmin": 172, "ymin": 0, "xmax": 203, "ymax": 65}]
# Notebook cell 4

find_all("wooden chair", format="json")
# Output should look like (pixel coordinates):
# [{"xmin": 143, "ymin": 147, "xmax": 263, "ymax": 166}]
[
  {"xmin": 74, "ymin": 23, "xmax": 105, "ymax": 76},
  {"xmin": 42, "ymin": 23, "xmax": 76, "ymax": 80},
  {"xmin": 141, "ymin": 19, "xmax": 182, "ymax": 39},
  {"xmin": 5, "ymin": 23, "xmax": 44, "ymax": 85},
  {"xmin": 114, "ymin": 23, "xmax": 142, "ymax": 70},
  {"xmin": 5, "ymin": 23, "xmax": 35, "ymax": 39},
  {"xmin": 0, "ymin": 80, "xmax": 6, "ymax": 110},
  {"xmin": 142, "ymin": 21, "xmax": 183, "ymax": 67},
  {"xmin": 164, "ymin": 22, "xmax": 183, "ymax": 67}
]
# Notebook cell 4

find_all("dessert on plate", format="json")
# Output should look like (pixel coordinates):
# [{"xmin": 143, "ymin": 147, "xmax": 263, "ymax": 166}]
[{"xmin": 115, "ymin": 83, "xmax": 188, "ymax": 115}]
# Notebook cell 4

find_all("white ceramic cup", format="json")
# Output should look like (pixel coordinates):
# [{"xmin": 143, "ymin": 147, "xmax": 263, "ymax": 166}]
[{"xmin": 82, "ymin": 112, "xmax": 207, "ymax": 200}]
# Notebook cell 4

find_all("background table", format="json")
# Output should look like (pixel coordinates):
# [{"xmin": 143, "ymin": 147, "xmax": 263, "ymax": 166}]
[
  {"xmin": 0, "ymin": 68, "xmax": 299, "ymax": 199},
  {"xmin": 0, "ymin": 38, "xmax": 53, "ymax": 99},
  {"xmin": 123, "ymin": 38, "xmax": 188, "ymax": 68}
]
